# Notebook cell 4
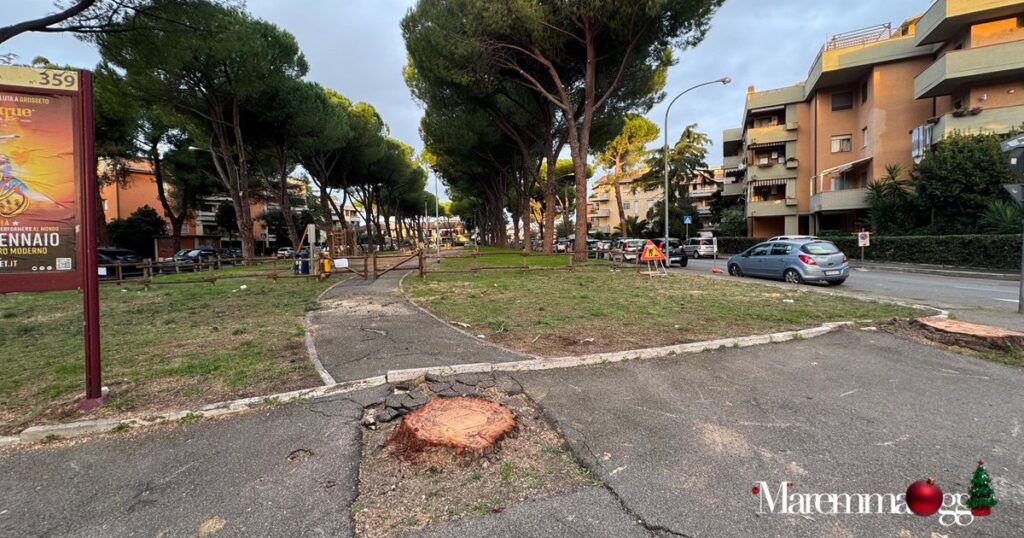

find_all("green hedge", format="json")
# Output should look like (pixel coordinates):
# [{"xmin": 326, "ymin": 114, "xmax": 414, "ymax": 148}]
[{"xmin": 715, "ymin": 235, "xmax": 1021, "ymax": 270}]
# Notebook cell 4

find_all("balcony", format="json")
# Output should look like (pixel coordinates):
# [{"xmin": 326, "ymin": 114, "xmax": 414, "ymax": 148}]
[
  {"xmin": 689, "ymin": 188, "xmax": 717, "ymax": 198},
  {"xmin": 916, "ymin": 0, "xmax": 1024, "ymax": 46},
  {"xmin": 747, "ymin": 200, "xmax": 795, "ymax": 217},
  {"xmin": 811, "ymin": 188, "xmax": 869, "ymax": 213},
  {"xmin": 747, "ymin": 163, "xmax": 793, "ymax": 181},
  {"xmin": 746, "ymin": 124, "xmax": 797, "ymax": 146},
  {"xmin": 722, "ymin": 154, "xmax": 744, "ymax": 171},
  {"xmin": 932, "ymin": 105, "xmax": 1024, "ymax": 141},
  {"xmin": 591, "ymin": 192, "xmax": 610, "ymax": 202},
  {"xmin": 723, "ymin": 127, "xmax": 744, "ymax": 155},
  {"xmin": 915, "ymin": 40, "xmax": 1024, "ymax": 99},
  {"xmin": 722, "ymin": 182, "xmax": 745, "ymax": 197}
]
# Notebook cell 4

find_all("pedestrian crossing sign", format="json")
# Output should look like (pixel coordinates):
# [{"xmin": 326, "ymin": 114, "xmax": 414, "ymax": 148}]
[{"xmin": 639, "ymin": 240, "xmax": 666, "ymax": 262}]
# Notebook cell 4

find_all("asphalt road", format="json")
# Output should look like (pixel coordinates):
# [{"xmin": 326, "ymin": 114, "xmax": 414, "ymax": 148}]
[
  {"xmin": 675, "ymin": 257, "xmax": 1024, "ymax": 330},
  {"xmin": 516, "ymin": 330, "xmax": 1024, "ymax": 537}
]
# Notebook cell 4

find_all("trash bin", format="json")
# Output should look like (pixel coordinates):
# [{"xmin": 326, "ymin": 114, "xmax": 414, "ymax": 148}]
[
  {"xmin": 293, "ymin": 256, "xmax": 301, "ymax": 274},
  {"xmin": 300, "ymin": 252, "xmax": 310, "ymax": 275}
]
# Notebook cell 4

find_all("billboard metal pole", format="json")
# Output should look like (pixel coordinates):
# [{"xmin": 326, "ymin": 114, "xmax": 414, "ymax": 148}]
[{"xmin": 78, "ymin": 71, "xmax": 104, "ymax": 410}]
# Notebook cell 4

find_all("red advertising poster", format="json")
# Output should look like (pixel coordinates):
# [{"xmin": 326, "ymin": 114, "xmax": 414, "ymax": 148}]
[{"xmin": 0, "ymin": 91, "xmax": 78, "ymax": 275}]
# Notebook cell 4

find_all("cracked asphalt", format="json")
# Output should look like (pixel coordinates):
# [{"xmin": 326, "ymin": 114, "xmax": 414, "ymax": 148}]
[
  {"xmin": 514, "ymin": 329, "xmax": 1024, "ymax": 537},
  {"xmin": 310, "ymin": 270, "xmax": 526, "ymax": 382},
  {"xmin": 4, "ymin": 264, "xmax": 1023, "ymax": 537},
  {"xmin": 0, "ymin": 393, "xmax": 370, "ymax": 537}
]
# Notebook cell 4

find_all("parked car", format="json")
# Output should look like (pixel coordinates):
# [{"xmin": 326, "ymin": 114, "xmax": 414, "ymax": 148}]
[
  {"xmin": 727, "ymin": 239, "xmax": 848, "ymax": 285},
  {"xmin": 181, "ymin": 248, "xmax": 220, "ymax": 265},
  {"xmin": 683, "ymin": 237, "xmax": 718, "ymax": 259},
  {"xmin": 276, "ymin": 247, "xmax": 294, "ymax": 259},
  {"xmin": 622, "ymin": 239, "xmax": 645, "ymax": 262},
  {"xmin": 595, "ymin": 240, "xmax": 613, "ymax": 259},
  {"xmin": 554, "ymin": 239, "xmax": 570, "ymax": 253},
  {"xmin": 767, "ymin": 235, "xmax": 818, "ymax": 242},
  {"xmin": 654, "ymin": 238, "xmax": 687, "ymax": 267},
  {"xmin": 98, "ymin": 247, "xmax": 143, "ymax": 278}
]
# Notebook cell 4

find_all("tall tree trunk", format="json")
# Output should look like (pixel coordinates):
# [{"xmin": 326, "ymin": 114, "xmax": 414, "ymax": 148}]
[
  {"xmin": 276, "ymin": 147, "xmax": 300, "ymax": 249},
  {"xmin": 613, "ymin": 156, "xmax": 628, "ymax": 239}
]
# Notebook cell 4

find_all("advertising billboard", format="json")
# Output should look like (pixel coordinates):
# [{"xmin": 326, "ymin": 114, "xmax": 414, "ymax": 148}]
[{"xmin": 0, "ymin": 66, "xmax": 93, "ymax": 293}]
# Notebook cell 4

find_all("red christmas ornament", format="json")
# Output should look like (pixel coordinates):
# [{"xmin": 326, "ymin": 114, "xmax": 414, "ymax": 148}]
[
  {"xmin": 751, "ymin": 485, "xmax": 760, "ymax": 495},
  {"xmin": 906, "ymin": 477, "xmax": 943, "ymax": 517}
]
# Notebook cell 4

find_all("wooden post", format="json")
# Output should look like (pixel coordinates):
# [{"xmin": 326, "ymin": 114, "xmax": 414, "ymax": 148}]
[
  {"xmin": 418, "ymin": 249, "xmax": 425, "ymax": 278},
  {"xmin": 372, "ymin": 252, "xmax": 378, "ymax": 280},
  {"xmin": 567, "ymin": 253, "xmax": 574, "ymax": 272},
  {"xmin": 115, "ymin": 261, "xmax": 123, "ymax": 282}
]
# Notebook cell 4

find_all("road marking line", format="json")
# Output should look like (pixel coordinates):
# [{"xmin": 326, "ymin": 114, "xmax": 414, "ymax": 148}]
[{"xmin": 994, "ymin": 298, "xmax": 1020, "ymax": 303}]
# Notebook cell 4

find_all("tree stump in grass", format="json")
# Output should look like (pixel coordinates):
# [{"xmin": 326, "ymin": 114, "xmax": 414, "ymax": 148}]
[{"xmin": 390, "ymin": 397, "xmax": 515, "ymax": 459}]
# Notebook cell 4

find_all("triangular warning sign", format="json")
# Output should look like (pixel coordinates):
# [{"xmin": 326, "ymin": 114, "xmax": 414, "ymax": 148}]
[{"xmin": 639, "ymin": 240, "xmax": 666, "ymax": 262}]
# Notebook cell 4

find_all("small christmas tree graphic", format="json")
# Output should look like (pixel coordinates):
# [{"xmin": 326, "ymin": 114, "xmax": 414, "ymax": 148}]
[{"xmin": 967, "ymin": 459, "xmax": 997, "ymax": 516}]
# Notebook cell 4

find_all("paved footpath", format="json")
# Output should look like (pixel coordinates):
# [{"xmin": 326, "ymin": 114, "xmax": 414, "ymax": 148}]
[
  {"xmin": 310, "ymin": 270, "xmax": 526, "ymax": 382},
  {"xmin": 0, "ymin": 391, "xmax": 377, "ymax": 537}
]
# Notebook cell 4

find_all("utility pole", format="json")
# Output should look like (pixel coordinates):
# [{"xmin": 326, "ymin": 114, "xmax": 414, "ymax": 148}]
[{"xmin": 662, "ymin": 77, "xmax": 731, "ymax": 250}]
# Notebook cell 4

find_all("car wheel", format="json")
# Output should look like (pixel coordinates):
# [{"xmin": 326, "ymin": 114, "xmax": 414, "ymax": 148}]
[
  {"xmin": 679, "ymin": 257, "xmax": 688, "ymax": 267},
  {"xmin": 827, "ymin": 278, "xmax": 847, "ymax": 286},
  {"xmin": 728, "ymin": 264, "xmax": 742, "ymax": 277},
  {"xmin": 692, "ymin": 252, "xmax": 700, "ymax": 259},
  {"xmin": 784, "ymin": 268, "xmax": 804, "ymax": 284}
]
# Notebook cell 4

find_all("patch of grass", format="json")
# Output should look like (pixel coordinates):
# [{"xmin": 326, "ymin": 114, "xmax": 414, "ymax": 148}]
[
  {"xmin": 264, "ymin": 396, "xmax": 281, "ymax": 408},
  {"xmin": 970, "ymin": 349, "xmax": 1024, "ymax": 368},
  {"xmin": 0, "ymin": 274, "xmax": 336, "ymax": 434},
  {"xmin": 40, "ymin": 434, "xmax": 63, "ymax": 444},
  {"xmin": 469, "ymin": 497, "xmax": 504, "ymax": 515},
  {"xmin": 179, "ymin": 412, "xmax": 203, "ymax": 424},
  {"xmin": 110, "ymin": 422, "xmax": 132, "ymax": 434},
  {"xmin": 405, "ymin": 270, "xmax": 919, "ymax": 357}
]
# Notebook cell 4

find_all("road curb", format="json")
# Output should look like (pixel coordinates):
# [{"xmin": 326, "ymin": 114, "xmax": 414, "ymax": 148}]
[
  {"xmin": 304, "ymin": 312, "xmax": 337, "ymax": 385},
  {"xmin": 2, "ymin": 375, "xmax": 386, "ymax": 448}
]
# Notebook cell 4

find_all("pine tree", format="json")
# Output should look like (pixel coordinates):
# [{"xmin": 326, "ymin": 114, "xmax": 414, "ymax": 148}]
[{"xmin": 966, "ymin": 459, "xmax": 997, "ymax": 515}]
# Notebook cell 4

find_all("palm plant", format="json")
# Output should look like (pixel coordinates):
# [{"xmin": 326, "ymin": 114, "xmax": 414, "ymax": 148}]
[
  {"xmin": 866, "ymin": 164, "xmax": 917, "ymax": 235},
  {"xmin": 982, "ymin": 199, "xmax": 1023, "ymax": 234}
]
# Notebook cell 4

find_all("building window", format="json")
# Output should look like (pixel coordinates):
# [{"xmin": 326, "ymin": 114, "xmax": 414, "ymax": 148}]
[
  {"xmin": 832, "ymin": 91, "xmax": 853, "ymax": 111},
  {"xmin": 861, "ymin": 82, "xmax": 868, "ymax": 103},
  {"xmin": 831, "ymin": 135, "xmax": 852, "ymax": 153},
  {"xmin": 862, "ymin": 126, "xmax": 868, "ymax": 148},
  {"xmin": 623, "ymin": 201, "xmax": 630, "ymax": 210}
]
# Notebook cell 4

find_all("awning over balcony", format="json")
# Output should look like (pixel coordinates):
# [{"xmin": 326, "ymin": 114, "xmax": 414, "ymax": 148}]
[
  {"xmin": 821, "ymin": 156, "xmax": 871, "ymax": 176},
  {"xmin": 747, "ymin": 141, "xmax": 786, "ymax": 150},
  {"xmin": 749, "ymin": 178, "xmax": 789, "ymax": 187},
  {"xmin": 815, "ymin": 156, "xmax": 871, "ymax": 194}
]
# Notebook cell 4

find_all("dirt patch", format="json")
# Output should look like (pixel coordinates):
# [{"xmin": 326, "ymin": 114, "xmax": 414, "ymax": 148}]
[
  {"xmin": 320, "ymin": 297, "xmax": 411, "ymax": 316},
  {"xmin": 354, "ymin": 382, "xmax": 599, "ymax": 537}
]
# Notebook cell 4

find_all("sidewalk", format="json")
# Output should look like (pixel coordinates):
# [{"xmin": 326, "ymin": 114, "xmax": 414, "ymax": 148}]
[{"xmin": 308, "ymin": 271, "xmax": 526, "ymax": 383}]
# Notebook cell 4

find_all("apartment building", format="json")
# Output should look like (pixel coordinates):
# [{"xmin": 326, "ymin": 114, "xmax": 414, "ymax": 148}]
[
  {"xmin": 723, "ymin": 1, "xmax": 1024, "ymax": 237},
  {"xmin": 587, "ymin": 167, "xmax": 729, "ymax": 234},
  {"xmin": 99, "ymin": 161, "xmax": 349, "ymax": 254},
  {"xmin": 587, "ymin": 173, "xmax": 665, "ymax": 235}
]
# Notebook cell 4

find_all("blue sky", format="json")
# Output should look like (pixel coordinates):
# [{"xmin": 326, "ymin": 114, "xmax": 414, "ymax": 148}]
[{"xmin": 4, "ymin": 0, "xmax": 926, "ymax": 171}]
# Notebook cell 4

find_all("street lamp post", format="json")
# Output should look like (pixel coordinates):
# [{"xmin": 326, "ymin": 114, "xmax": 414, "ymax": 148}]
[{"xmin": 662, "ymin": 77, "xmax": 731, "ymax": 252}]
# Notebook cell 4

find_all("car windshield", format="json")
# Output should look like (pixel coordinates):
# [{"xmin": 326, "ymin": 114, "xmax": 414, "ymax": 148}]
[
  {"xmin": 801, "ymin": 241, "xmax": 840, "ymax": 255},
  {"xmin": 187, "ymin": 250, "xmax": 201, "ymax": 256},
  {"xmin": 626, "ymin": 240, "xmax": 644, "ymax": 247},
  {"xmin": 174, "ymin": 249, "xmax": 189, "ymax": 257}
]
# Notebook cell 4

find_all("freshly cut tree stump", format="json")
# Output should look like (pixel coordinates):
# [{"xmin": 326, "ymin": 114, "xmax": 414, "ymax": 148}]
[
  {"xmin": 390, "ymin": 397, "xmax": 516, "ymax": 459},
  {"xmin": 913, "ymin": 316, "xmax": 1024, "ymax": 352}
]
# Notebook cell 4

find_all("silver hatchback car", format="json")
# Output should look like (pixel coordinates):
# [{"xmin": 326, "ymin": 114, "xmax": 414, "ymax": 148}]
[{"xmin": 727, "ymin": 239, "xmax": 849, "ymax": 285}]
